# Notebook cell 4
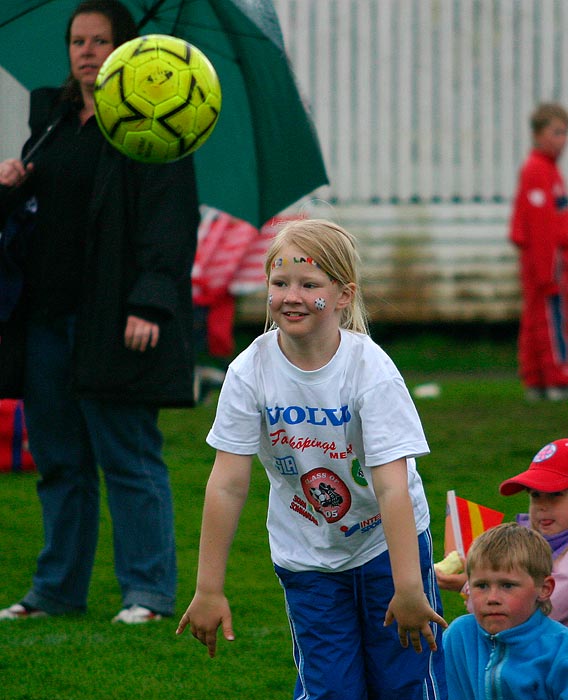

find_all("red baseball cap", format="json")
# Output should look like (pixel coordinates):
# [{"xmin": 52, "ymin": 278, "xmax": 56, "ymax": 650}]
[{"xmin": 500, "ymin": 439, "xmax": 568, "ymax": 495}]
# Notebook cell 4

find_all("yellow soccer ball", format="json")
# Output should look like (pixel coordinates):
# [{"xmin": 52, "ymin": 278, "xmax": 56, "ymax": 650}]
[{"xmin": 94, "ymin": 34, "xmax": 221, "ymax": 163}]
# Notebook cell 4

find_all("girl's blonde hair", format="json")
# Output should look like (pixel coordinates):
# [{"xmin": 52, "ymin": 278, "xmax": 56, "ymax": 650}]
[
  {"xmin": 264, "ymin": 218, "xmax": 369, "ymax": 334},
  {"xmin": 466, "ymin": 522, "xmax": 553, "ymax": 615}
]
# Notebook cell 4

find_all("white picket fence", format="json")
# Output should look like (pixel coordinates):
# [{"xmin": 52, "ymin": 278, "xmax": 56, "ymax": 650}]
[{"xmin": 3, "ymin": 1, "xmax": 568, "ymax": 322}]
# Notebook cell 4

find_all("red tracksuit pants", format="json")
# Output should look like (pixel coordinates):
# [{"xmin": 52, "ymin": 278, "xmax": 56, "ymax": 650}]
[{"xmin": 518, "ymin": 282, "xmax": 568, "ymax": 389}]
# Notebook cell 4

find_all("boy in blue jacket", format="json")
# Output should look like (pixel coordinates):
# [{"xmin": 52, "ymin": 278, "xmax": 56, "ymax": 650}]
[{"xmin": 443, "ymin": 522, "xmax": 568, "ymax": 699}]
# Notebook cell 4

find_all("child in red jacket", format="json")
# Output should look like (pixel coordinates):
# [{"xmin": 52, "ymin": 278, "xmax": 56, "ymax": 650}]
[{"xmin": 510, "ymin": 103, "xmax": 568, "ymax": 400}]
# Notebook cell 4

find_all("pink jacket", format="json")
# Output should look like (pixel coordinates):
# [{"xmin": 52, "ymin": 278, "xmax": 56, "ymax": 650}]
[{"xmin": 552, "ymin": 550, "xmax": 568, "ymax": 626}]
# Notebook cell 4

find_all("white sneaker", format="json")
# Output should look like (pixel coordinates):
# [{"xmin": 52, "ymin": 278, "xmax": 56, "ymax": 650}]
[
  {"xmin": 545, "ymin": 387, "xmax": 568, "ymax": 401},
  {"xmin": 0, "ymin": 603, "xmax": 48, "ymax": 620},
  {"xmin": 111, "ymin": 605, "xmax": 162, "ymax": 624}
]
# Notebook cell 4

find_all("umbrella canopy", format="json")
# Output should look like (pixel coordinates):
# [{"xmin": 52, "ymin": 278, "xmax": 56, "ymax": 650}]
[{"xmin": 0, "ymin": 0, "xmax": 328, "ymax": 227}]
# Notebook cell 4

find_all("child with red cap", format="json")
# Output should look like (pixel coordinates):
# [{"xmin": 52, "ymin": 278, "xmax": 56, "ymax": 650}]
[
  {"xmin": 437, "ymin": 439, "xmax": 568, "ymax": 626},
  {"xmin": 500, "ymin": 438, "xmax": 568, "ymax": 626}
]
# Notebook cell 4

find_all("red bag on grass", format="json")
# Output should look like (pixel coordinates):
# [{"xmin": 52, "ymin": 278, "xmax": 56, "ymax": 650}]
[{"xmin": 0, "ymin": 399, "xmax": 35, "ymax": 472}]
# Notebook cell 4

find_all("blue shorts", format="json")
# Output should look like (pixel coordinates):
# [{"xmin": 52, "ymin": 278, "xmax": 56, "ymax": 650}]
[{"xmin": 274, "ymin": 530, "xmax": 447, "ymax": 700}]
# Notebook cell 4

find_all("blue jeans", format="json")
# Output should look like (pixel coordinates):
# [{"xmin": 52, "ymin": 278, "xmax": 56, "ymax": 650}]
[{"xmin": 21, "ymin": 317, "xmax": 176, "ymax": 616}]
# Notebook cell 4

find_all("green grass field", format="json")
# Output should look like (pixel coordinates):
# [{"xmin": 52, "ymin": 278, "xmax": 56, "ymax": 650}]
[{"xmin": 2, "ymin": 325, "xmax": 568, "ymax": 699}]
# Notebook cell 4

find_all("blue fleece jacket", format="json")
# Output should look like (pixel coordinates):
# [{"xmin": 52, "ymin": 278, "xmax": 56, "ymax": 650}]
[{"xmin": 443, "ymin": 609, "xmax": 568, "ymax": 699}]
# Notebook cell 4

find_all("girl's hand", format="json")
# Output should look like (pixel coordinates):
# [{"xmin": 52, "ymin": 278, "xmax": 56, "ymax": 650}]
[
  {"xmin": 176, "ymin": 591, "xmax": 235, "ymax": 658},
  {"xmin": 384, "ymin": 590, "xmax": 448, "ymax": 653}
]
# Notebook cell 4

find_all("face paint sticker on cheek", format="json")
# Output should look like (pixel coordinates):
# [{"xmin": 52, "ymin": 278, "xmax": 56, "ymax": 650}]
[
  {"xmin": 314, "ymin": 297, "xmax": 326, "ymax": 311},
  {"xmin": 268, "ymin": 294, "xmax": 273, "ymax": 306}
]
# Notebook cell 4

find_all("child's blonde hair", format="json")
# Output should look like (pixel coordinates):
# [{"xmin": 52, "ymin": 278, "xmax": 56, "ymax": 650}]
[
  {"xmin": 466, "ymin": 522, "xmax": 553, "ymax": 615},
  {"xmin": 530, "ymin": 102, "xmax": 568, "ymax": 133},
  {"xmin": 264, "ymin": 219, "xmax": 369, "ymax": 334}
]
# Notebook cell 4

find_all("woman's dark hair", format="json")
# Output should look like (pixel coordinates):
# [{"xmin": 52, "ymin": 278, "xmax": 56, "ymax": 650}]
[
  {"xmin": 65, "ymin": 0, "xmax": 138, "ymax": 48},
  {"xmin": 62, "ymin": 0, "xmax": 138, "ymax": 105}
]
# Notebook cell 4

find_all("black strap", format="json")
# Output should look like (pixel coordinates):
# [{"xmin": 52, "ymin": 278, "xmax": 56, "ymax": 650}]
[{"xmin": 23, "ymin": 114, "xmax": 64, "ymax": 166}]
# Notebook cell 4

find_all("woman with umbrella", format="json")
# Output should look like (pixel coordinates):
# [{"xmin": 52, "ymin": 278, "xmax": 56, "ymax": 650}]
[{"xmin": 0, "ymin": 0, "xmax": 199, "ymax": 623}]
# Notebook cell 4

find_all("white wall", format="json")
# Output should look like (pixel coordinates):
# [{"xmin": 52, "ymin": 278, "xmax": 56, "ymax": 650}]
[
  {"xmin": 0, "ymin": 67, "xmax": 29, "ymax": 161},
  {"xmin": 273, "ymin": 0, "xmax": 568, "ymax": 206}
]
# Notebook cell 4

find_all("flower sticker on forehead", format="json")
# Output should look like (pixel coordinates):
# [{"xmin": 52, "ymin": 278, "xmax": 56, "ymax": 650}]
[
  {"xmin": 293, "ymin": 255, "xmax": 320, "ymax": 267},
  {"xmin": 271, "ymin": 255, "xmax": 321, "ymax": 270},
  {"xmin": 270, "ymin": 254, "xmax": 337, "ymax": 283}
]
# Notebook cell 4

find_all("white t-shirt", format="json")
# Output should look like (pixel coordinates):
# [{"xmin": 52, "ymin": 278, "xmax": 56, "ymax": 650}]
[{"xmin": 207, "ymin": 329, "xmax": 430, "ymax": 572}]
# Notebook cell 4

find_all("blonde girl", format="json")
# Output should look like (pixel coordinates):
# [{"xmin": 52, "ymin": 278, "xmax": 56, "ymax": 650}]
[{"xmin": 177, "ymin": 219, "xmax": 448, "ymax": 699}]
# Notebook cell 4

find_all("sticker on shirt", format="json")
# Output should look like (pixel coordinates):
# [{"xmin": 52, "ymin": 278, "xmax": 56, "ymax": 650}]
[
  {"xmin": 274, "ymin": 455, "xmax": 299, "ymax": 476},
  {"xmin": 527, "ymin": 188, "xmax": 546, "ymax": 207},
  {"xmin": 301, "ymin": 468, "xmax": 352, "ymax": 522},
  {"xmin": 290, "ymin": 494, "xmax": 319, "ymax": 526},
  {"xmin": 340, "ymin": 512, "xmax": 382, "ymax": 537},
  {"xmin": 351, "ymin": 458, "xmax": 368, "ymax": 486}
]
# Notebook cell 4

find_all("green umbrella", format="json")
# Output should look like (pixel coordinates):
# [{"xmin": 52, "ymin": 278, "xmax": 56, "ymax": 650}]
[{"xmin": 0, "ymin": 0, "xmax": 328, "ymax": 227}]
